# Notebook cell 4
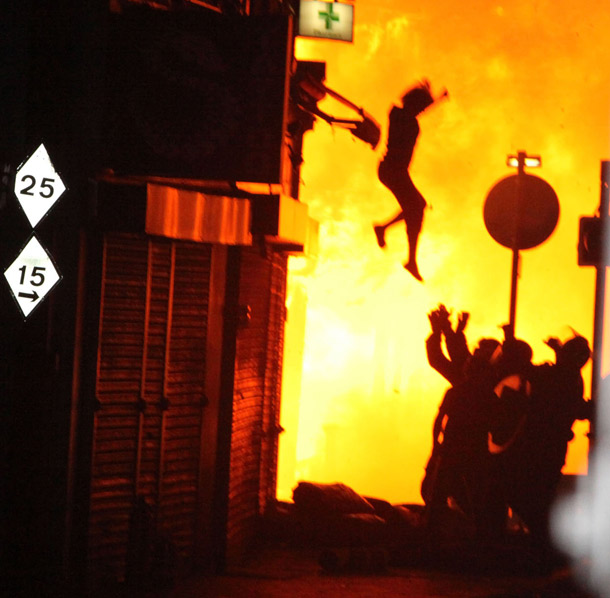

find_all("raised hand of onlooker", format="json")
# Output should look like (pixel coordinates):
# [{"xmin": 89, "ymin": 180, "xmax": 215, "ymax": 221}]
[
  {"xmin": 428, "ymin": 309, "xmax": 442, "ymax": 334},
  {"xmin": 437, "ymin": 304, "xmax": 452, "ymax": 334},
  {"xmin": 544, "ymin": 336, "xmax": 562, "ymax": 354},
  {"xmin": 456, "ymin": 311, "xmax": 470, "ymax": 333}
]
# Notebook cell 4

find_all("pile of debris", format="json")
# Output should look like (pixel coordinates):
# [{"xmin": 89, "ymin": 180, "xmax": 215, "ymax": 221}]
[
  {"xmin": 264, "ymin": 482, "xmax": 427, "ymax": 573},
  {"xmin": 263, "ymin": 481, "xmax": 541, "ymax": 575}
]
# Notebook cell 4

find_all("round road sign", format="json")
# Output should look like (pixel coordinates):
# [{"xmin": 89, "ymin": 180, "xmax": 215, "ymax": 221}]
[{"xmin": 484, "ymin": 173, "xmax": 559, "ymax": 250}]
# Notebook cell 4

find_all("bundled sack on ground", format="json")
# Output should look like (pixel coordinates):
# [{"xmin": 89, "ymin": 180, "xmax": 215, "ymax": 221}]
[{"xmin": 290, "ymin": 482, "xmax": 390, "ymax": 547}]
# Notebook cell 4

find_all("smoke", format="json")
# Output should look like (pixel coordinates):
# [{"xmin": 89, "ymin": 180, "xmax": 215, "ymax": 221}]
[{"xmin": 277, "ymin": 1, "xmax": 610, "ymax": 505}]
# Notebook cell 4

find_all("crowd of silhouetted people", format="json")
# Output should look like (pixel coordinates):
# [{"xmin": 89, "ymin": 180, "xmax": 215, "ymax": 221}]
[{"xmin": 420, "ymin": 304, "xmax": 592, "ymax": 561}]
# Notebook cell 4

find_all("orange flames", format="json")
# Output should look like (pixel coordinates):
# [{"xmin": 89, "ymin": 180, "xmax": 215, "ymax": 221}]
[{"xmin": 277, "ymin": 2, "xmax": 610, "ymax": 504}]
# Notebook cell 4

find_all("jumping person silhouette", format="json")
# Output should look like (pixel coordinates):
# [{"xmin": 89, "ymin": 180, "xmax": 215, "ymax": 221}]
[{"xmin": 373, "ymin": 81, "xmax": 447, "ymax": 281}]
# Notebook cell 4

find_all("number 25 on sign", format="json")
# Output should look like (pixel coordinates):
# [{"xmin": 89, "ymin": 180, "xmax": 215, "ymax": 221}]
[{"xmin": 14, "ymin": 143, "xmax": 66, "ymax": 228}]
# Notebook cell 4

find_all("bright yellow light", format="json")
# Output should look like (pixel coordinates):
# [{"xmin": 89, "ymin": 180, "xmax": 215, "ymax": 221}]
[
  {"xmin": 507, "ymin": 155, "xmax": 542, "ymax": 168},
  {"xmin": 278, "ymin": 1, "xmax": 610, "ymax": 505}
]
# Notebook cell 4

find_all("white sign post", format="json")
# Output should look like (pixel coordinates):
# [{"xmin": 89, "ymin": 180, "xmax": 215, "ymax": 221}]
[
  {"xmin": 4, "ymin": 235, "xmax": 62, "ymax": 318},
  {"xmin": 13, "ymin": 143, "xmax": 66, "ymax": 227}
]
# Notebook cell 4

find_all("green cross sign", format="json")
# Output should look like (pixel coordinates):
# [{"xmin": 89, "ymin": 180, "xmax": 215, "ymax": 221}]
[
  {"xmin": 318, "ymin": 2, "xmax": 340, "ymax": 29},
  {"xmin": 298, "ymin": 1, "xmax": 354, "ymax": 42}
]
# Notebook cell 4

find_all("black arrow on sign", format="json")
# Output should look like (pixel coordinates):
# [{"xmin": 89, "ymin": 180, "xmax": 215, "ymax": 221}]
[{"xmin": 18, "ymin": 290, "xmax": 39, "ymax": 301}]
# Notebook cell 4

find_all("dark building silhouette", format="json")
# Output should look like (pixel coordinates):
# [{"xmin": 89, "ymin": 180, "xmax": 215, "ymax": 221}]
[{"xmin": 0, "ymin": 0, "xmax": 320, "ymax": 592}]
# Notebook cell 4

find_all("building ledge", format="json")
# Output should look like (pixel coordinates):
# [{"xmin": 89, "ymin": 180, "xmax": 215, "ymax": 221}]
[
  {"xmin": 98, "ymin": 174, "xmax": 317, "ymax": 254},
  {"xmin": 146, "ymin": 183, "xmax": 252, "ymax": 245}
]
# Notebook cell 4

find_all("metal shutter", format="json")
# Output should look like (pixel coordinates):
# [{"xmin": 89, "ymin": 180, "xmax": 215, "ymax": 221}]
[{"xmin": 88, "ymin": 233, "xmax": 211, "ymax": 583}]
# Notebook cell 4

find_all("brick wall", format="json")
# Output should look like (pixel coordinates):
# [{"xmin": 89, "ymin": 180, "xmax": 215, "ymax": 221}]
[{"xmin": 226, "ymin": 247, "xmax": 287, "ymax": 562}]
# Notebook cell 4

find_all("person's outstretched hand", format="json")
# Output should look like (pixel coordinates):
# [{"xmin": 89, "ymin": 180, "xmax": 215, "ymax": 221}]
[
  {"xmin": 456, "ymin": 311, "xmax": 470, "ymax": 333},
  {"xmin": 544, "ymin": 337, "xmax": 562, "ymax": 353},
  {"xmin": 428, "ymin": 309, "xmax": 442, "ymax": 334},
  {"xmin": 437, "ymin": 304, "xmax": 452, "ymax": 334}
]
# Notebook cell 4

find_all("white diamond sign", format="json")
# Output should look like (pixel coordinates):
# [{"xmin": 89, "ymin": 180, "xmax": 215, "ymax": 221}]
[
  {"xmin": 14, "ymin": 143, "xmax": 66, "ymax": 227},
  {"xmin": 4, "ymin": 235, "xmax": 62, "ymax": 318}
]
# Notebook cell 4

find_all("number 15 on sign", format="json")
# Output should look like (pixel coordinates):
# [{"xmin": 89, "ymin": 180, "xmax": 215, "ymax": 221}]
[{"xmin": 4, "ymin": 235, "xmax": 62, "ymax": 318}]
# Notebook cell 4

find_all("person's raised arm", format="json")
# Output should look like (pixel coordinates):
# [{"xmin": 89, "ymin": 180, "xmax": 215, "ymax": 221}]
[
  {"xmin": 446, "ymin": 311, "xmax": 471, "ymax": 371},
  {"xmin": 426, "ymin": 306, "xmax": 461, "ymax": 385}
]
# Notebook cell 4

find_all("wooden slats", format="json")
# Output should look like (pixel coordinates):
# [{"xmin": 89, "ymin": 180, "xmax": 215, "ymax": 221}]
[
  {"xmin": 88, "ymin": 234, "xmax": 211, "ymax": 584},
  {"xmin": 88, "ymin": 232, "xmax": 287, "ymax": 580}
]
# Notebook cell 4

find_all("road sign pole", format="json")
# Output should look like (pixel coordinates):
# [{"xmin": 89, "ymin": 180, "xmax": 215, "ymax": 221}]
[
  {"xmin": 508, "ymin": 249, "xmax": 519, "ymax": 339},
  {"xmin": 507, "ymin": 151, "xmax": 527, "ymax": 339},
  {"xmin": 484, "ymin": 151, "xmax": 556, "ymax": 341},
  {"xmin": 590, "ymin": 161, "xmax": 610, "ymax": 443}
]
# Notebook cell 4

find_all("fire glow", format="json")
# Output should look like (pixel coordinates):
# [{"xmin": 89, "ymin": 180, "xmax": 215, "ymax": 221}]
[{"xmin": 277, "ymin": 1, "xmax": 610, "ymax": 505}]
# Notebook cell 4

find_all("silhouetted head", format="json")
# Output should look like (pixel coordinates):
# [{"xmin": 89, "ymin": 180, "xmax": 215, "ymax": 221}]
[
  {"xmin": 499, "ymin": 338, "xmax": 533, "ymax": 375},
  {"xmin": 559, "ymin": 336, "xmax": 591, "ymax": 369},
  {"xmin": 401, "ymin": 81, "xmax": 434, "ymax": 115},
  {"xmin": 465, "ymin": 338, "xmax": 501, "ymax": 378},
  {"xmin": 474, "ymin": 338, "xmax": 502, "ymax": 363}
]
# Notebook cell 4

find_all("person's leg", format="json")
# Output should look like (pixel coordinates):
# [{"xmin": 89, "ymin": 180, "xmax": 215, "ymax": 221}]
[
  {"xmin": 375, "ymin": 161, "xmax": 406, "ymax": 248},
  {"xmin": 373, "ymin": 211, "xmax": 404, "ymax": 248},
  {"xmin": 376, "ymin": 164, "xmax": 427, "ymax": 275},
  {"xmin": 403, "ymin": 193, "xmax": 426, "ymax": 281}
]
